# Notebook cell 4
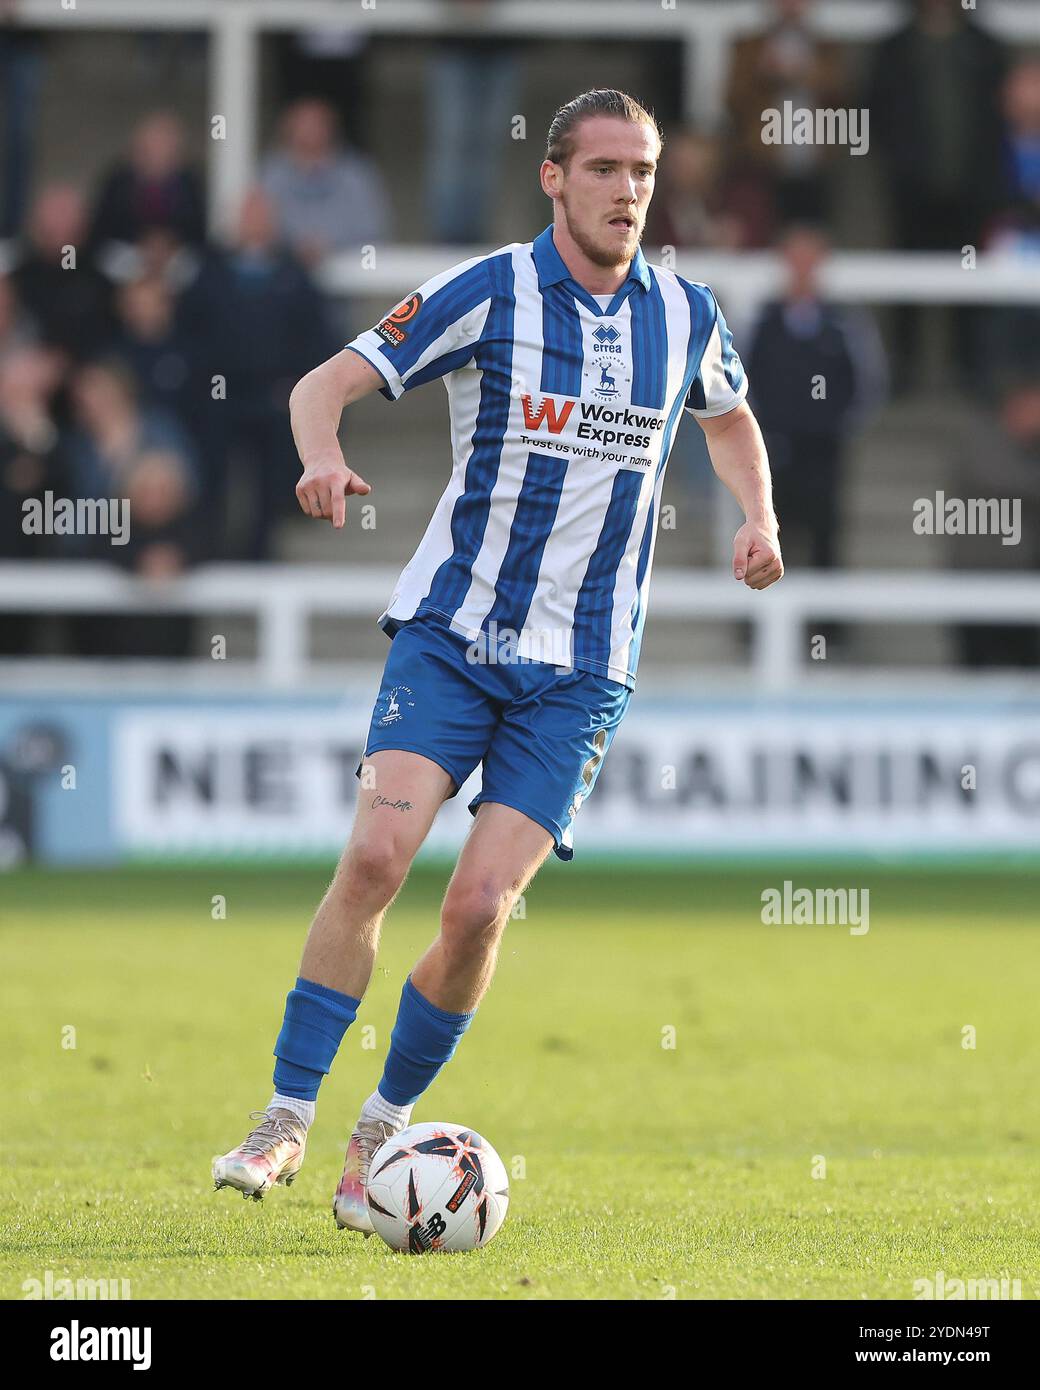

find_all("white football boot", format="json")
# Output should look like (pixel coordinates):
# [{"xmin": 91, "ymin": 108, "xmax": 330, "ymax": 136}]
[
  {"xmin": 212, "ymin": 1109, "xmax": 307, "ymax": 1202},
  {"xmin": 333, "ymin": 1117, "xmax": 402, "ymax": 1234}
]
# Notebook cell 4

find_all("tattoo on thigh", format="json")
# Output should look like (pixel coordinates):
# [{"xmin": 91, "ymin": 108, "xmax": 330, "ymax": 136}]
[{"xmin": 371, "ymin": 795, "xmax": 414, "ymax": 812}]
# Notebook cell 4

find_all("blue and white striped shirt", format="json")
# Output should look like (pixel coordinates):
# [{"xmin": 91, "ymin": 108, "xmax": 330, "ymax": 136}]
[{"xmin": 346, "ymin": 224, "xmax": 747, "ymax": 688}]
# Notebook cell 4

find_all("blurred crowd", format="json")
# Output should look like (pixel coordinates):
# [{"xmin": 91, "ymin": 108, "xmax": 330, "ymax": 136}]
[
  {"xmin": 0, "ymin": 102, "xmax": 360, "ymax": 594},
  {"xmin": 1, "ymin": 0, "xmax": 1038, "ymax": 664}
]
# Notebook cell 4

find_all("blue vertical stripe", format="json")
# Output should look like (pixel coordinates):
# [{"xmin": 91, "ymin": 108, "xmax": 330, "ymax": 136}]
[
  {"xmin": 684, "ymin": 289, "xmax": 741, "ymax": 411},
  {"xmin": 485, "ymin": 450, "xmax": 569, "ymax": 633},
  {"xmin": 570, "ymin": 467, "xmax": 644, "ymax": 672},
  {"xmin": 626, "ymin": 274, "xmax": 710, "ymax": 668},
  {"xmin": 571, "ymin": 270, "xmax": 680, "ymax": 672},
  {"xmin": 391, "ymin": 262, "xmax": 492, "ymax": 384},
  {"xmin": 540, "ymin": 285, "xmax": 583, "ymax": 395},
  {"xmin": 475, "ymin": 281, "xmax": 582, "ymax": 634},
  {"xmin": 563, "ymin": 277, "xmax": 659, "ymax": 673},
  {"xmin": 629, "ymin": 274, "xmax": 668, "ymax": 410},
  {"xmin": 718, "ymin": 301, "xmax": 746, "ymax": 393},
  {"xmin": 422, "ymin": 252, "xmax": 516, "ymax": 618}
]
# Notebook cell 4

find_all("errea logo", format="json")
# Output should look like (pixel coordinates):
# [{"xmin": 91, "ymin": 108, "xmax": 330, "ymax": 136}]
[
  {"xmin": 590, "ymin": 322, "xmax": 623, "ymax": 361},
  {"xmin": 584, "ymin": 320, "xmax": 628, "ymax": 400}
]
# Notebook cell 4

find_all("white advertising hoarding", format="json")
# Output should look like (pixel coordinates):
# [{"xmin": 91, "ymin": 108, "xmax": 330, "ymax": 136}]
[{"xmin": 110, "ymin": 700, "xmax": 1040, "ymax": 858}]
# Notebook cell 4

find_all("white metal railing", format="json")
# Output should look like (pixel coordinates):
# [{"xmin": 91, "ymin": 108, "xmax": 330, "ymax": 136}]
[
  {"xmin": 319, "ymin": 250, "xmax": 1040, "ymax": 322},
  {"xmin": 12, "ymin": 0, "xmax": 1040, "ymax": 232},
  {"xmin": 3, "ymin": 241, "xmax": 1032, "ymax": 316},
  {"xmin": 1, "ymin": 562, "xmax": 1038, "ymax": 693}
]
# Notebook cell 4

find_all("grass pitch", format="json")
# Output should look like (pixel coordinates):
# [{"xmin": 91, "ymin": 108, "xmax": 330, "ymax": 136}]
[{"xmin": 2, "ymin": 862, "xmax": 1038, "ymax": 1300}]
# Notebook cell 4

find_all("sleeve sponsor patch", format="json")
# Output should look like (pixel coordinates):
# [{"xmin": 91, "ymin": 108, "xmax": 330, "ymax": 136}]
[{"xmin": 375, "ymin": 292, "xmax": 423, "ymax": 348}]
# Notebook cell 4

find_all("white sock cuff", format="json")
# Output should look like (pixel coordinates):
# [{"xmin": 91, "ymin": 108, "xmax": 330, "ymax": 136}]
[
  {"xmin": 268, "ymin": 1094, "xmax": 315, "ymax": 1128},
  {"xmin": 361, "ymin": 1088, "xmax": 413, "ymax": 1130}
]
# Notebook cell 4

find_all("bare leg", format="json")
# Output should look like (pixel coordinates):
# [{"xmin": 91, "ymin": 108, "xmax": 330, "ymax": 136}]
[
  {"xmin": 410, "ymin": 803, "xmax": 555, "ymax": 1014},
  {"xmin": 215, "ymin": 752, "xmax": 457, "ymax": 1205},
  {"xmin": 299, "ymin": 750, "xmax": 454, "ymax": 998},
  {"xmin": 331, "ymin": 802, "xmax": 554, "ymax": 1232}
]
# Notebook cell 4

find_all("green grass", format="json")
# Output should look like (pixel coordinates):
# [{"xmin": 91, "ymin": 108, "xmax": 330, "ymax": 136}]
[{"xmin": 2, "ymin": 864, "xmax": 1038, "ymax": 1300}]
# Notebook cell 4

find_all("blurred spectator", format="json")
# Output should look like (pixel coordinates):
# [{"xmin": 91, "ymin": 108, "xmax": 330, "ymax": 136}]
[
  {"xmin": 10, "ymin": 184, "xmax": 115, "ymax": 362},
  {"xmin": 991, "ymin": 55, "xmax": 1040, "ymax": 256},
  {"xmin": 0, "ymin": 344, "xmax": 64, "ymax": 557},
  {"xmin": 110, "ymin": 276, "xmax": 196, "ymax": 435},
  {"xmin": 178, "ymin": 186, "xmax": 340, "ymax": 559},
  {"xmin": 0, "ymin": 345, "xmax": 66, "ymax": 652},
  {"xmin": 425, "ymin": 2, "xmax": 521, "ymax": 243},
  {"xmin": 951, "ymin": 379, "xmax": 1040, "ymax": 667},
  {"xmin": 65, "ymin": 360, "xmax": 199, "ymax": 655},
  {"xmin": 726, "ymin": 0, "xmax": 847, "ymax": 226},
  {"xmin": 260, "ymin": 99, "xmax": 390, "ymax": 268},
  {"xmin": 275, "ymin": 29, "xmax": 372, "ymax": 153},
  {"xmin": 746, "ymin": 225, "xmax": 887, "ymax": 569},
  {"xmin": 0, "ymin": 273, "xmax": 38, "ymax": 365},
  {"xmin": 645, "ymin": 128, "xmax": 775, "ymax": 251},
  {"xmin": 869, "ymin": 0, "xmax": 1005, "ymax": 252},
  {"xmin": 979, "ymin": 59, "xmax": 1040, "ymax": 394},
  {"xmin": 87, "ymin": 111, "xmax": 205, "ymax": 254},
  {"xmin": 869, "ymin": 0, "xmax": 1006, "ymax": 389},
  {"xmin": 0, "ymin": 7, "xmax": 45, "ymax": 239},
  {"xmin": 120, "ymin": 449, "xmax": 197, "ymax": 579},
  {"xmin": 65, "ymin": 360, "xmax": 197, "ymax": 526}
]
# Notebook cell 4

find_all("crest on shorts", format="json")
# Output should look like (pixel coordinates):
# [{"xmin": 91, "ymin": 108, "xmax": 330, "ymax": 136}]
[{"xmin": 378, "ymin": 685, "xmax": 415, "ymax": 726}]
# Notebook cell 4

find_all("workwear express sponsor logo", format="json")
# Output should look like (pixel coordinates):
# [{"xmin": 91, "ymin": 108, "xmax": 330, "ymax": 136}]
[{"xmin": 519, "ymin": 393, "xmax": 665, "ymax": 448}]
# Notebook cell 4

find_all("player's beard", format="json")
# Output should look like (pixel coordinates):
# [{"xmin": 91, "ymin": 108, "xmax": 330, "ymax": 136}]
[{"xmin": 560, "ymin": 193, "xmax": 642, "ymax": 271}]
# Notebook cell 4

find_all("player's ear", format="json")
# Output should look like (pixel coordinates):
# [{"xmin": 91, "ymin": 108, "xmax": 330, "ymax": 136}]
[{"xmin": 539, "ymin": 159, "xmax": 561, "ymax": 199}]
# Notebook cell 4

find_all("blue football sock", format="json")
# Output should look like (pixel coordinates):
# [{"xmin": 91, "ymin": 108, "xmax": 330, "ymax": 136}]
[
  {"xmin": 378, "ymin": 976, "xmax": 475, "ymax": 1107},
  {"xmin": 272, "ymin": 977, "xmax": 360, "ymax": 1101}
]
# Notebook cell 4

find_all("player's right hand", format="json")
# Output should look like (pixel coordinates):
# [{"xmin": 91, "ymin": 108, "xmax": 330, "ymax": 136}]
[{"xmin": 295, "ymin": 455, "xmax": 371, "ymax": 529}]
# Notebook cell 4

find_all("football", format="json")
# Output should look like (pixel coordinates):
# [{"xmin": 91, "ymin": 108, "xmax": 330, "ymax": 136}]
[{"xmin": 366, "ymin": 1122, "xmax": 510, "ymax": 1253}]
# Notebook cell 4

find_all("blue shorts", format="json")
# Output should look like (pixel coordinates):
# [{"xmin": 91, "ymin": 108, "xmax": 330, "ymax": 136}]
[{"xmin": 359, "ymin": 614, "xmax": 631, "ymax": 860}]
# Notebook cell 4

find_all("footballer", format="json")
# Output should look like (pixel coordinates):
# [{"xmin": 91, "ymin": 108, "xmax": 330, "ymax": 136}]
[{"xmin": 213, "ymin": 89, "xmax": 783, "ymax": 1230}]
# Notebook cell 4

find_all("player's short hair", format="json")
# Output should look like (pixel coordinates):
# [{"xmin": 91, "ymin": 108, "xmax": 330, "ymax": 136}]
[{"xmin": 546, "ymin": 89, "xmax": 663, "ymax": 169}]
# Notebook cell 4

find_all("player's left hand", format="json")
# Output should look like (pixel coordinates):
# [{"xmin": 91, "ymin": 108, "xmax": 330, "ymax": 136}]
[{"xmin": 733, "ymin": 521, "xmax": 783, "ymax": 590}]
